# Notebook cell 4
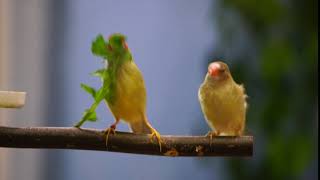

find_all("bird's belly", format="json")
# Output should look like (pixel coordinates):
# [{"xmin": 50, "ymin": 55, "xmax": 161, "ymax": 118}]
[
  {"xmin": 201, "ymin": 93, "xmax": 245, "ymax": 135},
  {"xmin": 108, "ymin": 93, "xmax": 143, "ymax": 123},
  {"xmin": 107, "ymin": 62, "xmax": 146, "ymax": 124}
]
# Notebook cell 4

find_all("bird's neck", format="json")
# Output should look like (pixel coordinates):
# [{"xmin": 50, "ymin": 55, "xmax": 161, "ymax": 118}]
[{"xmin": 204, "ymin": 74, "xmax": 234, "ymax": 88}]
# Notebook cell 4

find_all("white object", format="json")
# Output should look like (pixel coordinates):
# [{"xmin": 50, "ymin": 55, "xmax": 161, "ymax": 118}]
[{"xmin": 0, "ymin": 91, "xmax": 26, "ymax": 108}]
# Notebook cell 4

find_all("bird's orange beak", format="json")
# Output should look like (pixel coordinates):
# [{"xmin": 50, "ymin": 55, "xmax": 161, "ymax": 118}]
[{"xmin": 208, "ymin": 63, "xmax": 220, "ymax": 77}]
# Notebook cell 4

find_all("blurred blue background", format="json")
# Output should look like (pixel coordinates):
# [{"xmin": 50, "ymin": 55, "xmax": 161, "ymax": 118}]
[{"xmin": 0, "ymin": 0, "xmax": 317, "ymax": 180}]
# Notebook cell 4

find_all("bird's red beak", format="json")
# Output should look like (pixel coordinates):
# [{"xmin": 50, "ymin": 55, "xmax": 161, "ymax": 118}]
[
  {"xmin": 208, "ymin": 63, "xmax": 221, "ymax": 77},
  {"xmin": 122, "ymin": 40, "xmax": 128, "ymax": 50}
]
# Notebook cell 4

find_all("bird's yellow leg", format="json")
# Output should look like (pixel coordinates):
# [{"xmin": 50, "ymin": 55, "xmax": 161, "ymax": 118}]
[
  {"xmin": 146, "ymin": 122, "xmax": 163, "ymax": 152},
  {"xmin": 206, "ymin": 130, "xmax": 220, "ymax": 147},
  {"xmin": 104, "ymin": 118, "xmax": 120, "ymax": 148}
]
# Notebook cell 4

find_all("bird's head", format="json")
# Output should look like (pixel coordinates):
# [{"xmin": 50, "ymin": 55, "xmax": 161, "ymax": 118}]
[
  {"xmin": 107, "ymin": 33, "xmax": 129, "ymax": 54},
  {"xmin": 207, "ymin": 61, "xmax": 231, "ymax": 82}
]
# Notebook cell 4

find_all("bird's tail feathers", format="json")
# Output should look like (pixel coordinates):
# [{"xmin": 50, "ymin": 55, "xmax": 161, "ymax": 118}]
[{"xmin": 129, "ymin": 116, "xmax": 152, "ymax": 134}]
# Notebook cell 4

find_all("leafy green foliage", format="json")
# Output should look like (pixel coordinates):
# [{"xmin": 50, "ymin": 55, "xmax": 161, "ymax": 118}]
[
  {"xmin": 75, "ymin": 69, "xmax": 110, "ymax": 127},
  {"xmin": 80, "ymin": 83, "xmax": 96, "ymax": 99},
  {"xmin": 90, "ymin": 69, "xmax": 107, "ymax": 78},
  {"xmin": 91, "ymin": 34, "xmax": 108, "ymax": 58},
  {"xmin": 82, "ymin": 109, "xmax": 98, "ymax": 122},
  {"xmin": 74, "ymin": 33, "xmax": 132, "ymax": 127}
]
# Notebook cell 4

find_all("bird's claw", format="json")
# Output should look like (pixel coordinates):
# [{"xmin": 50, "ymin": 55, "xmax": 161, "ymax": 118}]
[
  {"xmin": 206, "ymin": 131, "xmax": 219, "ymax": 137},
  {"xmin": 149, "ymin": 129, "xmax": 163, "ymax": 152},
  {"xmin": 104, "ymin": 126, "xmax": 116, "ymax": 148},
  {"xmin": 206, "ymin": 131, "xmax": 219, "ymax": 147}
]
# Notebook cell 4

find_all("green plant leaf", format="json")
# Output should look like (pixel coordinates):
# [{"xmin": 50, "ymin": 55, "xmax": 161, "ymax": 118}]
[
  {"xmin": 91, "ymin": 69, "xmax": 106, "ymax": 78},
  {"xmin": 91, "ymin": 34, "xmax": 108, "ymax": 58},
  {"xmin": 80, "ymin": 83, "xmax": 96, "ymax": 98},
  {"xmin": 74, "ymin": 107, "xmax": 98, "ymax": 127},
  {"xmin": 83, "ymin": 109, "xmax": 98, "ymax": 122},
  {"xmin": 94, "ymin": 82, "xmax": 109, "ymax": 102}
]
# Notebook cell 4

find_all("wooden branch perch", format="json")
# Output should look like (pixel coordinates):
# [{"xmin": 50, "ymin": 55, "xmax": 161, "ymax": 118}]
[{"xmin": 0, "ymin": 126, "xmax": 253, "ymax": 157}]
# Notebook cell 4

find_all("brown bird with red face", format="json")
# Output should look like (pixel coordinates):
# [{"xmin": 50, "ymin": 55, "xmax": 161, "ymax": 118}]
[{"xmin": 198, "ymin": 61, "xmax": 247, "ymax": 136}]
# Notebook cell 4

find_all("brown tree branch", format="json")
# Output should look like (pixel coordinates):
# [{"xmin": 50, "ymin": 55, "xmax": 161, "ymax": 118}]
[{"xmin": 0, "ymin": 126, "xmax": 253, "ymax": 157}]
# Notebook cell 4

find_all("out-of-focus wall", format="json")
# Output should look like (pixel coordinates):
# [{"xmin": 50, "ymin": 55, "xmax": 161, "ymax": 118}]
[
  {"xmin": 0, "ymin": 0, "xmax": 9, "ymax": 88},
  {"xmin": 0, "ymin": 0, "xmax": 10, "ymax": 178},
  {"xmin": 0, "ymin": 0, "xmax": 51, "ymax": 180}
]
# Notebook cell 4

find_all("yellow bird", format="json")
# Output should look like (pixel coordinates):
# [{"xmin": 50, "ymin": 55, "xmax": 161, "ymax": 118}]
[
  {"xmin": 104, "ymin": 34, "xmax": 162, "ymax": 150},
  {"xmin": 198, "ymin": 61, "xmax": 247, "ymax": 136}
]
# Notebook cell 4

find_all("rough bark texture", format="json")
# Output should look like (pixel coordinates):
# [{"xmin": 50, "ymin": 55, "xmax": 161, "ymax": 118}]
[{"xmin": 0, "ymin": 126, "xmax": 253, "ymax": 157}]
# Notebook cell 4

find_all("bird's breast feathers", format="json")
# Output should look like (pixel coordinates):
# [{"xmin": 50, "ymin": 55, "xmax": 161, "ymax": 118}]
[
  {"xmin": 199, "ymin": 79, "xmax": 246, "ymax": 131},
  {"xmin": 107, "ymin": 61, "xmax": 147, "ymax": 122}
]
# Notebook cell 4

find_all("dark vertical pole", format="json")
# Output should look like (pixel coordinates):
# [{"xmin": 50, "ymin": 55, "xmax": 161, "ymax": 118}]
[{"xmin": 44, "ymin": 1, "xmax": 68, "ymax": 180}]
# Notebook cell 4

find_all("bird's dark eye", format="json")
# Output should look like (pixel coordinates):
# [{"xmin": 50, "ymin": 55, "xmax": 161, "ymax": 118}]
[{"xmin": 219, "ymin": 68, "xmax": 226, "ymax": 73}]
